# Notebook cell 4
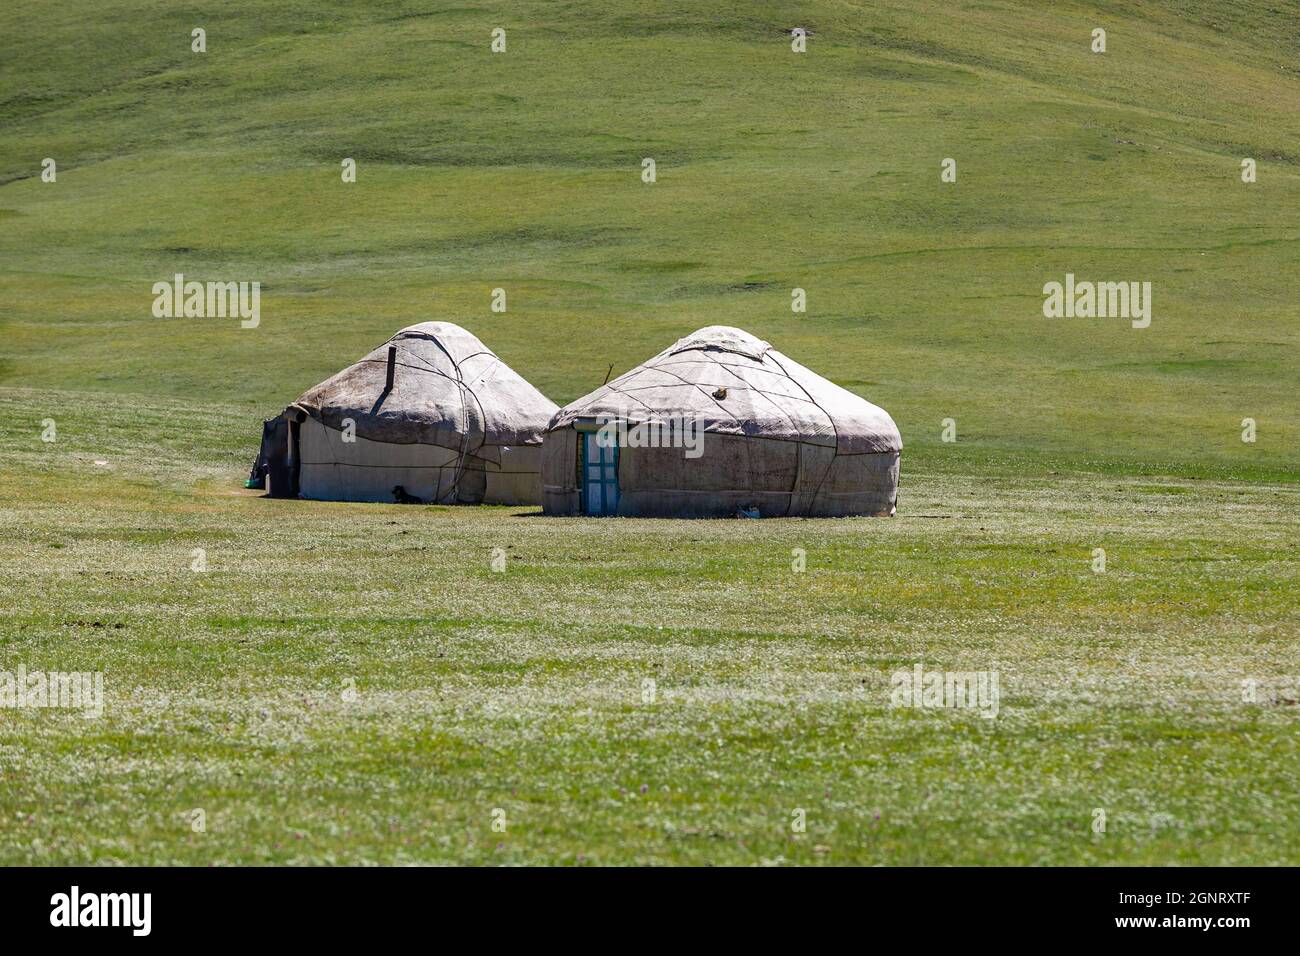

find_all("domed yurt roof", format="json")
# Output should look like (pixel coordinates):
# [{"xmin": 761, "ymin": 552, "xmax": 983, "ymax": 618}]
[
  {"xmin": 292, "ymin": 321, "xmax": 557, "ymax": 452},
  {"xmin": 547, "ymin": 325, "xmax": 900, "ymax": 454}
]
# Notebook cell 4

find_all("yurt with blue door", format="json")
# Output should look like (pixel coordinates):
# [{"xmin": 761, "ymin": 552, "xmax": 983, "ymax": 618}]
[
  {"xmin": 541, "ymin": 326, "xmax": 901, "ymax": 517},
  {"xmin": 248, "ymin": 322, "xmax": 557, "ymax": 505}
]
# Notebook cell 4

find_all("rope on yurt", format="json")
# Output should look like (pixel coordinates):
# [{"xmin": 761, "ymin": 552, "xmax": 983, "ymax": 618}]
[
  {"xmin": 421, "ymin": 334, "xmax": 484, "ymax": 504},
  {"xmin": 764, "ymin": 351, "xmax": 840, "ymax": 515}
]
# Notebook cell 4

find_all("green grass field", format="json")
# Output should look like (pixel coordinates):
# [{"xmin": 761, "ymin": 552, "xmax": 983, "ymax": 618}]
[{"xmin": 1, "ymin": 1, "xmax": 1297, "ymax": 864}]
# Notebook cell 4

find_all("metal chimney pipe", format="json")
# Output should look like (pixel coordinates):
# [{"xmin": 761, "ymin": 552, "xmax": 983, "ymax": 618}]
[{"xmin": 385, "ymin": 346, "xmax": 397, "ymax": 392}]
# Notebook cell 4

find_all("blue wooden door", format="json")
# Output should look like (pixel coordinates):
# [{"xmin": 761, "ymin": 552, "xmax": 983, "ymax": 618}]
[{"xmin": 581, "ymin": 432, "xmax": 619, "ymax": 516}]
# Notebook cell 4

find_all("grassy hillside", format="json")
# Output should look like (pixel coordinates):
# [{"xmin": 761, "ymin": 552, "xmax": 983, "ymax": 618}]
[
  {"xmin": 0, "ymin": 1, "xmax": 1297, "ymax": 864},
  {"xmin": 2, "ymin": 0, "xmax": 1298, "ymax": 474}
]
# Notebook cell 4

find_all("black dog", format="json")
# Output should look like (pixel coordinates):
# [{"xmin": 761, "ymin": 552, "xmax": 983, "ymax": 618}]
[{"xmin": 392, "ymin": 485, "xmax": 424, "ymax": 504}]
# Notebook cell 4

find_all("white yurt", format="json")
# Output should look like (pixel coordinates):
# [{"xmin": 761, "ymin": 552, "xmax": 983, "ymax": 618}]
[
  {"xmin": 541, "ymin": 326, "xmax": 901, "ymax": 517},
  {"xmin": 249, "ymin": 322, "xmax": 557, "ymax": 505}
]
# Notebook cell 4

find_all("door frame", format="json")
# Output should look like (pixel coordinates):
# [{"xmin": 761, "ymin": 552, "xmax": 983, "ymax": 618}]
[{"xmin": 575, "ymin": 422, "xmax": 619, "ymax": 516}]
